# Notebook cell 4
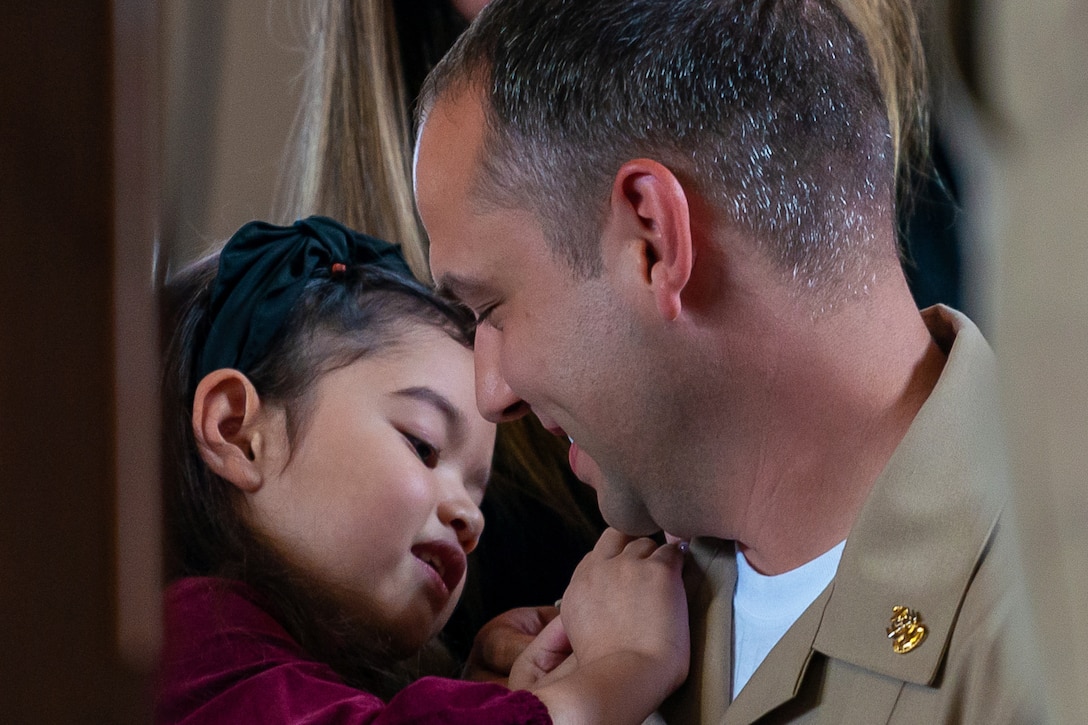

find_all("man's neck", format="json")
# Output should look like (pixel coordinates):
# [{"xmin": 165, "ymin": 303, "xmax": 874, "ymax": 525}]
[{"xmin": 713, "ymin": 281, "xmax": 948, "ymax": 575}]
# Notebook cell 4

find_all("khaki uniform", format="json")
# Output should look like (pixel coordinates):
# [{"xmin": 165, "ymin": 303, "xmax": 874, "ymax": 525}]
[{"xmin": 655, "ymin": 307, "xmax": 1045, "ymax": 724}]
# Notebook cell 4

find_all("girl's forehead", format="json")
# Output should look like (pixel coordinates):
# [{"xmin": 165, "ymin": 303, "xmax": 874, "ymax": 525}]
[
  {"xmin": 315, "ymin": 326, "xmax": 477, "ymax": 407},
  {"xmin": 303, "ymin": 328, "xmax": 494, "ymax": 464}
]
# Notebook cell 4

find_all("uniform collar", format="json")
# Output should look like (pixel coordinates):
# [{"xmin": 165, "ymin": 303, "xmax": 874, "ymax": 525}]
[
  {"xmin": 812, "ymin": 305, "xmax": 1008, "ymax": 685},
  {"xmin": 660, "ymin": 307, "xmax": 1009, "ymax": 725}
]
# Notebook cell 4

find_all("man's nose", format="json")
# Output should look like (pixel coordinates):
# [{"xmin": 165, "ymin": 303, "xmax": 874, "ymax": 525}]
[{"xmin": 474, "ymin": 324, "xmax": 529, "ymax": 422}]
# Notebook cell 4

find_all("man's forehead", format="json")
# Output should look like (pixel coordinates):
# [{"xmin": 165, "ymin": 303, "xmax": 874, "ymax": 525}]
[
  {"xmin": 417, "ymin": 89, "xmax": 555, "ymax": 291},
  {"xmin": 415, "ymin": 90, "xmax": 488, "ymax": 268},
  {"xmin": 429, "ymin": 206, "xmax": 534, "ymax": 300},
  {"xmin": 421, "ymin": 91, "xmax": 502, "ymax": 197},
  {"xmin": 416, "ymin": 89, "xmax": 487, "ymax": 180}
]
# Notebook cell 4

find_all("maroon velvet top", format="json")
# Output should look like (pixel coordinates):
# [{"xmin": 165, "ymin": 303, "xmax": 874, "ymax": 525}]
[{"xmin": 157, "ymin": 577, "xmax": 551, "ymax": 724}]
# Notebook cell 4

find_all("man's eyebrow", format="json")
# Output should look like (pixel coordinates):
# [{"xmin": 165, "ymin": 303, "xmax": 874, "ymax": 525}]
[
  {"xmin": 392, "ymin": 386, "xmax": 464, "ymax": 431},
  {"xmin": 435, "ymin": 273, "xmax": 489, "ymax": 305}
]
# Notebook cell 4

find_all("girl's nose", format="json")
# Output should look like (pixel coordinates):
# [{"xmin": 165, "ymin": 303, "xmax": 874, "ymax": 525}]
[{"xmin": 438, "ymin": 491, "xmax": 484, "ymax": 554}]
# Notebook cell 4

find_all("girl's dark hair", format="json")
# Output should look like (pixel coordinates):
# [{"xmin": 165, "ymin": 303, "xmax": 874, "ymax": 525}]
[{"xmin": 161, "ymin": 253, "xmax": 474, "ymax": 695}]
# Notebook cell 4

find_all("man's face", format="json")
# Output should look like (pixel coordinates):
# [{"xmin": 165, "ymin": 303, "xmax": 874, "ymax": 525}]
[{"xmin": 414, "ymin": 90, "xmax": 662, "ymax": 536}]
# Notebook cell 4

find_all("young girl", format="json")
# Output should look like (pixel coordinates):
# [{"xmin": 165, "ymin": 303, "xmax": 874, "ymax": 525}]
[{"xmin": 158, "ymin": 215, "xmax": 688, "ymax": 724}]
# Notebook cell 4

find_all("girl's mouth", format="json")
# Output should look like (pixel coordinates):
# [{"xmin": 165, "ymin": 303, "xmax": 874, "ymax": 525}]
[{"xmin": 411, "ymin": 540, "xmax": 466, "ymax": 594}]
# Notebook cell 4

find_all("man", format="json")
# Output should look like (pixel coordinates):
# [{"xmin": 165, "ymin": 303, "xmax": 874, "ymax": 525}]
[{"xmin": 413, "ymin": 0, "xmax": 1043, "ymax": 721}]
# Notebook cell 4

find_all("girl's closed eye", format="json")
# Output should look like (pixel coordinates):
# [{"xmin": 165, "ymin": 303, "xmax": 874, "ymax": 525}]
[{"xmin": 404, "ymin": 432, "xmax": 440, "ymax": 468}]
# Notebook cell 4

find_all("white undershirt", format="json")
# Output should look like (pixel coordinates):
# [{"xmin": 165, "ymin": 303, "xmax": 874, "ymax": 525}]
[{"xmin": 731, "ymin": 540, "xmax": 846, "ymax": 699}]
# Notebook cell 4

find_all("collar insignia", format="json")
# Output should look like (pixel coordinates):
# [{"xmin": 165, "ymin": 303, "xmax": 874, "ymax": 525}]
[{"xmin": 887, "ymin": 605, "xmax": 928, "ymax": 654}]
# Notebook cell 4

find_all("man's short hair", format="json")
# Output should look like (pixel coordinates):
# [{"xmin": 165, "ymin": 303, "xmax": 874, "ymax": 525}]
[{"xmin": 420, "ymin": 0, "xmax": 895, "ymax": 289}]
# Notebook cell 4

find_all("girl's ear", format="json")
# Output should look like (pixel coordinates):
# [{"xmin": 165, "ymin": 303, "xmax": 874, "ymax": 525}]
[{"xmin": 192, "ymin": 369, "xmax": 267, "ymax": 493}]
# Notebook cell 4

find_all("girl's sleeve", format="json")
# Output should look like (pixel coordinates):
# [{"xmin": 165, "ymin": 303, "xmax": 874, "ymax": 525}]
[
  {"xmin": 163, "ymin": 657, "xmax": 549, "ymax": 725},
  {"xmin": 359, "ymin": 676, "xmax": 550, "ymax": 725},
  {"xmin": 158, "ymin": 578, "xmax": 551, "ymax": 724},
  {"xmin": 163, "ymin": 658, "xmax": 550, "ymax": 724}
]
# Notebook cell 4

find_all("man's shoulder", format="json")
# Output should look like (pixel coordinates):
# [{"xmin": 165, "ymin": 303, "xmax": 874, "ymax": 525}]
[
  {"xmin": 743, "ymin": 521, "xmax": 1045, "ymax": 724},
  {"xmin": 913, "ymin": 514, "xmax": 1047, "ymax": 723}
]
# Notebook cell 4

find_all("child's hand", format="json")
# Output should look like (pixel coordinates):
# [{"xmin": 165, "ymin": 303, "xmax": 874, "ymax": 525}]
[
  {"xmin": 463, "ymin": 605, "xmax": 559, "ymax": 684},
  {"xmin": 508, "ymin": 613, "xmax": 577, "ymax": 690},
  {"xmin": 561, "ymin": 527, "xmax": 690, "ymax": 691},
  {"xmin": 529, "ymin": 528, "xmax": 690, "ymax": 724}
]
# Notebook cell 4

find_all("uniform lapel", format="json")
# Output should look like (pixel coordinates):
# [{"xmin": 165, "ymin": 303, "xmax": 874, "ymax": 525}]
[
  {"xmin": 722, "ymin": 586, "xmax": 832, "ymax": 724},
  {"xmin": 813, "ymin": 307, "xmax": 1005, "ymax": 686},
  {"xmin": 658, "ymin": 537, "xmax": 737, "ymax": 725}
]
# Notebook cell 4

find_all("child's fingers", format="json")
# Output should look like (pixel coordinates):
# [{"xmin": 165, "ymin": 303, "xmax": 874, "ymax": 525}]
[
  {"xmin": 509, "ymin": 614, "xmax": 573, "ymax": 689},
  {"xmin": 621, "ymin": 536, "xmax": 660, "ymax": 558},
  {"xmin": 593, "ymin": 526, "xmax": 636, "ymax": 556},
  {"xmin": 523, "ymin": 613, "xmax": 572, "ymax": 671},
  {"xmin": 464, "ymin": 606, "xmax": 558, "ymax": 682},
  {"xmin": 649, "ymin": 540, "xmax": 687, "ymax": 567},
  {"xmin": 595, "ymin": 527, "xmax": 670, "ymax": 559}
]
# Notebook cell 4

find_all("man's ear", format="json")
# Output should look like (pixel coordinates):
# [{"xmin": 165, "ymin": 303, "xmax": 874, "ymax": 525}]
[
  {"xmin": 607, "ymin": 158, "xmax": 694, "ymax": 321},
  {"xmin": 192, "ymin": 369, "xmax": 267, "ymax": 493}
]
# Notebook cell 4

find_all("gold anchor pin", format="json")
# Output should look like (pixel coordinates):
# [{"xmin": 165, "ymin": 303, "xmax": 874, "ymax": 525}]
[{"xmin": 886, "ymin": 605, "xmax": 927, "ymax": 654}]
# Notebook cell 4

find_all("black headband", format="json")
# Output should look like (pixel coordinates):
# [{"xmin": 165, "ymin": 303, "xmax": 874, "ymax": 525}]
[{"xmin": 197, "ymin": 215, "xmax": 414, "ymax": 380}]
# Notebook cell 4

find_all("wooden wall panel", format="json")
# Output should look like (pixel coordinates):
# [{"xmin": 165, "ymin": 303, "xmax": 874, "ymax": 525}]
[{"xmin": 0, "ymin": 2, "xmax": 153, "ymax": 721}]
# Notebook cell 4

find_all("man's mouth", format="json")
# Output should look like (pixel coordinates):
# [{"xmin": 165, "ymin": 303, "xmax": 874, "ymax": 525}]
[
  {"xmin": 533, "ymin": 415, "xmax": 568, "ymax": 442},
  {"xmin": 533, "ymin": 416, "xmax": 594, "ymax": 484},
  {"xmin": 567, "ymin": 439, "xmax": 586, "ymax": 482},
  {"xmin": 411, "ymin": 541, "xmax": 466, "ymax": 594}
]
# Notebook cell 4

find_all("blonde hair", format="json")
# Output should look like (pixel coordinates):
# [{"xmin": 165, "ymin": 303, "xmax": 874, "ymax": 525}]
[
  {"xmin": 836, "ymin": 0, "xmax": 930, "ymax": 196},
  {"xmin": 282, "ymin": 0, "xmax": 429, "ymax": 281}
]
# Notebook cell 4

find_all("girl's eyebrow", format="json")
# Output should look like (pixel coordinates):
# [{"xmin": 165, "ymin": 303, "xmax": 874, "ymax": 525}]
[{"xmin": 392, "ymin": 386, "xmax": 464, "ymax": 431}]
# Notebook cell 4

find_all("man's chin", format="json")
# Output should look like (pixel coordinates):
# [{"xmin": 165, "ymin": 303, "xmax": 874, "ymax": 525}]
[
  {"xmin": 598, "ymin": 499, "xmax": 661, "ymax": 538},
  {"xmin": 615, "ymin": 523, "xmax": 666, "ymax": 538}
]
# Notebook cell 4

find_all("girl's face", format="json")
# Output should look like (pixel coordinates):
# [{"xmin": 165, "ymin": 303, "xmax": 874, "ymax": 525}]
[{"xmin": 247, "ymin": 324, "xmax": 495, "ymax": 653}]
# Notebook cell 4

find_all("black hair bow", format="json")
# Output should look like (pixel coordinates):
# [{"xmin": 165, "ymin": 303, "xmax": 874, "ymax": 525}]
[{"xmin": 198, "ymin": 215, "xmax": 413, "ymax": 379}]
